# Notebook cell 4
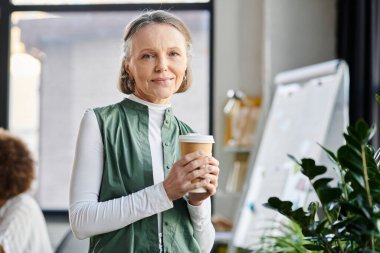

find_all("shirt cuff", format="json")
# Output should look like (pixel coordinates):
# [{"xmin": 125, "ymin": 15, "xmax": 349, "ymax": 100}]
[
  {"xmin": 154, "ymin": 182, "xmax": 173, "ymax": 210},
  {"xmin": 186, "ymin": 198, "xmax": 211, "ymax": 231}
]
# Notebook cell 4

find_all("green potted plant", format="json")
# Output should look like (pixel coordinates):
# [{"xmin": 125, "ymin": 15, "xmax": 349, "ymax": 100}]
[
  {"xmin": 253, "ymin": 220, "xmax": 309, "ymax": 253},
  {"xmin": 263, "ymin": 95, "xmax": 380, "ymax": 252}
]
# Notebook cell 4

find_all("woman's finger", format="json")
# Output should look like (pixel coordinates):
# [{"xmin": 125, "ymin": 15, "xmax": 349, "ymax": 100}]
[
  {"xmin": 188, "ymin": 182, "xmax": 217, "ymax": 203},
  {"xmin": 207, "ymin": 157, "xmax": 219, "ymax": 167},
  {"xmin": 185, "ymin": 164, "xmax": 210, "ymax": 180},
  {"xmin": 175, "ymin": 150, "xmax": 205, "ymax": 167},
  {"xmin": 205, "ymin": 166, "xmax": 219, "ymax": 176},
  {"xmin": 182, "ymin": 156, "xmax": 211, "ymax": 174},
  {"xmin": 199, "ymin": 174, "xmax": 218, "ymax": 185}
]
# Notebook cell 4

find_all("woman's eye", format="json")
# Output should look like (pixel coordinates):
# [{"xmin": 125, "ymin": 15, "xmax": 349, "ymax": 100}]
[
  {"xmin": 142, "ymin": 54, "xmax": 154, "ymax": 59},
  {"xmin": 169, "ymin": 51, "xmax": 180, "ymax": 57}
]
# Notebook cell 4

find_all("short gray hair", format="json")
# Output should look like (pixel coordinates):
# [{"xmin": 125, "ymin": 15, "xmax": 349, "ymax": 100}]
[{"xmin": 118, "ymin": 10, "xmax": 193, "ymax": 94}]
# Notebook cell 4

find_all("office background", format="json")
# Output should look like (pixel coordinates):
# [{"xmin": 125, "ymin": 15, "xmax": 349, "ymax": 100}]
[{"xmin": 0, "ymin": 0, "xmax": 379, "ymax": 251}]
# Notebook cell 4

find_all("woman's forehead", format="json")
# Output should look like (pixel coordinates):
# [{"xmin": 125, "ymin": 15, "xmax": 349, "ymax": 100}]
[{"xmin": 131, "ymin": 23, "xmax": 187, "ymax": 51}]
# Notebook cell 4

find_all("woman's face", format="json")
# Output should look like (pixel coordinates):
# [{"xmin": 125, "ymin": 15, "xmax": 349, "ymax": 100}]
[{"xmin": 125, "ymin": 23, "xmax": 188, "ymax": 104}]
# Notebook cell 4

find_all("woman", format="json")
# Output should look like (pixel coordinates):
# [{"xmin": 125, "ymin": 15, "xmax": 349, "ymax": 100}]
[
  {"xmin": 69, "ymin": 10, "xmax": 219, "ymax": 253},
  {"xmin": 0, "ymin": 129, "xmax": 53, "ymax": 253}
]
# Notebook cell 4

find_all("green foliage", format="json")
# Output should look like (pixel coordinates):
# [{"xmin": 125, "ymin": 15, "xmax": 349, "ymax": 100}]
[
  {"xmin": 253, "ymin": 220, "xmax": 313, "ymax": 253},
  {"xmin": 264, "ymin": 119, "xmax": 380, "ymax": 253}
]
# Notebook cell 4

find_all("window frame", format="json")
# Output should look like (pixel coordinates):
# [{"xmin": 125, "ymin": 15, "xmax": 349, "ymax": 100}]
[
  {"xmin": 0, "ymin": 0, "xmax": 214, "ymax": 215},
  {"xmin": 0, "ymin": 0, "xmax": 214, "ymax": 132}
]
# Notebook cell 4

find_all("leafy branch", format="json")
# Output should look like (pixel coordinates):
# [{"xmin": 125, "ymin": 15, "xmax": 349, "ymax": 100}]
[{"xmin": 264, "ymin": 120, "xmax": 380, "ymax": 252}]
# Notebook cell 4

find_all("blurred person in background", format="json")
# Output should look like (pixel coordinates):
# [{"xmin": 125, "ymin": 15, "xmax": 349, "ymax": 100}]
[{"xmin": 0, "ymin": 128, "xmax": 53, "ymax": 253}]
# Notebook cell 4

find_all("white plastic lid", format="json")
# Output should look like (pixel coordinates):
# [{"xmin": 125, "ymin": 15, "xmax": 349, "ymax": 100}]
[{"xmin": 179, "ymin": 133, "xmax": 215, "ymax": 143}]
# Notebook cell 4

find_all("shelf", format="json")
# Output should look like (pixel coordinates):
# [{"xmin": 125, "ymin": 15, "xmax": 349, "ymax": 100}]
[
  {"xmin": 223, "ymin": 145, "xmax": 252, "ymax": 153},
  {"xmin": 216, "ymin": 190, "xmax": 242, "ymax": 197},
  {"xmin": 215, "ymin": 231, "xmax": 233, "ymax": 244}
]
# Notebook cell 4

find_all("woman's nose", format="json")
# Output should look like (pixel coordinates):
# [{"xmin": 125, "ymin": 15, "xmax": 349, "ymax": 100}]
[{"xmin": 155, "ymin": 56, "xmax": 168, "ymax": 72}]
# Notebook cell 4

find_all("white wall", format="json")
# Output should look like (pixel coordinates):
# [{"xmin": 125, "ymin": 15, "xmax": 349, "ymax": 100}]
[
  {"xmin": 214, "ymin": 0, "xmax": 264, "ymax": 186},
  {"xmin": 263, "ymin": 0, "xmax": 337, "ymax": 111},
  {"xmin": 213, "ymin": 0, "xmax": 336, "ymax": 220}
]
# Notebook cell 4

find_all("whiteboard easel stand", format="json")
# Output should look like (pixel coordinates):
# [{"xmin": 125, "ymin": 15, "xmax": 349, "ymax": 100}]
[{"xmin": 227, "ymin": 60, "xmax": 349, "ymax": 253}]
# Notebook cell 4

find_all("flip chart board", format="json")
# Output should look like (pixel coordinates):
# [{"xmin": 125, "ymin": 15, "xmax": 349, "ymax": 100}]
[{"xmin": 229, "ymin": 60, "xmax": 349, "ymax": 251}]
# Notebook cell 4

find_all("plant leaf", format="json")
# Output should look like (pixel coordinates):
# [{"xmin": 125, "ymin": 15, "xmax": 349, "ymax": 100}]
[
  {"xmin": 319, "ymin": 144, "xmax": 338, "ymax": 162},
  {"xmin": 303, "ymin": 244, "xmax": 325, "ymax": 250},
  {"xmin": 312, "ymin": 178, "xmax": 333, "ymax": 191},
  {"xmin": 338, "ymin": 145, "xmax": 364, "ymax": 175},
  {"xmin": 264, "ymin": 197, "xmax": 294, "ymax": 216},
  {"xmin": 317, "ymin": 187, "xmax": 342, "ymax": 205},
  {"xmin": 288, "ymin": 154, "xmax": 301, "ymax": 165},
  {"xmin": 299, "ymin": 158, "xmax": 327, "ymax": 180},
  {"xmin": 356, "ymin": 120, "xmax": 376, "ymax": 143},
  {"xmin": 344, "ymin": 171, "xmax": 366, "ymax": 190}
]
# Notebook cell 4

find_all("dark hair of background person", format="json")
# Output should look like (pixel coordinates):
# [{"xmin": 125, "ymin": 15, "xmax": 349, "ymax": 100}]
[{"xmin": 0, "ymin": 129, "xmax": 34, "ymax": 200}]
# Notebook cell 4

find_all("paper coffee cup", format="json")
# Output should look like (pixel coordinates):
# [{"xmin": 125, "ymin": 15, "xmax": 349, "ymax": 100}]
[{"xmin": 179, "ymin": 134, "xmax": 215, "ymax": 193}]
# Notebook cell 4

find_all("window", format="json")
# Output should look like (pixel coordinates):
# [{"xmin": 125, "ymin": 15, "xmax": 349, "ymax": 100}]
[
  {"xmin": 2, "ymin": 1, "xmax": 213, "ymax": 210},
  {"xmin": 12, "ymin": 0, "xmax": 209, "ymax": 5}
]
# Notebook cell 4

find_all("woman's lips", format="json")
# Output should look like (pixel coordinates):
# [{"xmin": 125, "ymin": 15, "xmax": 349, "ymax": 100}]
[{"xmin": 152, "ymin": 77, "xmax": 173, "ymax": 84}]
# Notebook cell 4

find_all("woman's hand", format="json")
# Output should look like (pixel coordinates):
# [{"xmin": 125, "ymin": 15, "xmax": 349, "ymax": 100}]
[
  {"xmin": 188, "ymin": 161, "xmax": 219, "ymax": 206},
  {"xmin": 163, "ymin": 151, "xmax": 219, "ymax": 203}
]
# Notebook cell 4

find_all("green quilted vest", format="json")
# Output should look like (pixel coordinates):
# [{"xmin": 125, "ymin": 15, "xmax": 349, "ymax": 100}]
[{"xmin": 90, "ymin": 98, "xmax": 201, "ymax": 253}]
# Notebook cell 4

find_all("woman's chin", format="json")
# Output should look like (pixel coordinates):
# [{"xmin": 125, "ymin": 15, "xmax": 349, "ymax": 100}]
[{"xmin": 153, "ymin": 90, "xmax": 175, "ymax": 101}]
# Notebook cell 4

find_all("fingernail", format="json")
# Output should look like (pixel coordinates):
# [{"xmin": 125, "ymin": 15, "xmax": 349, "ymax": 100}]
[
  {"xmin": 208, "ymin": 167, "xmax": 212, "ymax": 171},
  {"xmin": 199, "ymin": 151, "xmax": 204, "ymax": 155}
]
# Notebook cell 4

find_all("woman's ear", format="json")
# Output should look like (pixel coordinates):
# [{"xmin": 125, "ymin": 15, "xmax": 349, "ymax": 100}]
[
  {"xmin": 124, "ymin": 62, "xmax": 129, "ymax": 74},
  {"xmin": 124, "ymin": 62, "xmax": 133, "ymax": 77}
]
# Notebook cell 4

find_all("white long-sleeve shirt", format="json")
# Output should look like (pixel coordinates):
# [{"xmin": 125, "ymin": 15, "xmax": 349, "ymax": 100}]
[
  {"xmin": 0, "ymin": 193, "xmax": 53, "ymax": 253},
  {"xmin": 69, "ymin": 95, "xmax": 215, "ymax": 252}
]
